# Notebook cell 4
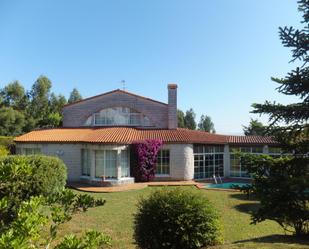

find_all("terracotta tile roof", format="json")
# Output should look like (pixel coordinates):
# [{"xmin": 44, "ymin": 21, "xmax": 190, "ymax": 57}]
[
  {"xmin": 63, "ymin": 89, "xmax": 168, "ymax": 108},
  {"xmin": 14, "ymin": 127, "xmax": 276, "ymax": 145},
  {"xmin": 228, "ymin": 135, "xmax": 278, "ymax": 145}
]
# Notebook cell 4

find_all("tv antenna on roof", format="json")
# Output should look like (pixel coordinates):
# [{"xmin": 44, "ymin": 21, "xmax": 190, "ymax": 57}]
[{"xmin": 120, "ymin": 80, "xmax": 126, "ymax": 91}]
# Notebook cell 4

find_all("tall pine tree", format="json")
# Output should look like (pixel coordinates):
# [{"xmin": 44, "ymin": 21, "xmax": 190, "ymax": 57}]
[
  {"xmin": 252, "ymin": 0, "xmax": 309, "ymax": 154},
  {"xmin": 244, "ymin": 0, "xmax": 309, "ymax": 236}
]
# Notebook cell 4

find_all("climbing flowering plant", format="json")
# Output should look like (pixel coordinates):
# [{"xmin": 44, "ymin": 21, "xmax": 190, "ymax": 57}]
[{"xmin": 132, "ymin": 139, "xmax": 163, "ymax": 182}]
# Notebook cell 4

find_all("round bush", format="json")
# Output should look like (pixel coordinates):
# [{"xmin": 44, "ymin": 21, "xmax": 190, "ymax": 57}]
[
  {"xmin": 134, "ymin": 188, "xmax": 222, "ymax": 249},
  {"xmin": 0, "ymin": 155, "xmax": 67, "ymax": 225}
]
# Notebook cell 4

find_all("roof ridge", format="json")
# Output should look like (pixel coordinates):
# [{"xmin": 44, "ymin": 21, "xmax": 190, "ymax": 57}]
[{"xmin": 63, "ymin": 89, "xmax": 168, "ymax": 108}]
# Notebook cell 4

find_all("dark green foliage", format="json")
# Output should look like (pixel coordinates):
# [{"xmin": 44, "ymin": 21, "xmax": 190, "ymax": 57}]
[
  {"xmin": 198, "ymin": 114, "xmax": 215, "ymax": 133},
  {"xmin": 0, "ymin": 81, "xmax": 27, "ymax": 110},
  {"xmin": 247, "ymin": 0, "xmax": 309, "ymax": 237},
  {"xmin": 0, "ymin": 155, "xmax": 67, "ymax": 226},
  {"xmin": 243, "ymin": 119, "xmax": 267, "ymax": 136},
  {"xmin": 68, "ymin": 88, "xmax": 82, "ymax": 104},
  {"xmin": 241, "ymin": 153, "xmax": 309, "ymax": 236},
  {"xmin": 0, "ymin": 107, "xmax": 25, "ymax": 136},
  {"xmin": 134, "ymin": 188, "xmax": 222, "ymax": 249},
  {"xmin": 0, "ymin": 75, "xmax": 81, "ymax": 135},
  {"xmin": 184, "ymin": 108, "xmax": 197, "ymax": 130},
  {"xmin": 251, "ymin": 0, "xmax": 308, "ymax": 153},
  {"xmin": 177, "ymin": 109, "xmax": 185, "ymax": 128}
]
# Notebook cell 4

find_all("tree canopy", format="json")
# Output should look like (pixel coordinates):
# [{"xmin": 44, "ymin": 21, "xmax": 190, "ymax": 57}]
[
  {"xmin": 184, "ymin": 108, "xmax": 197, "ymax": 130},
  {"xmin": 0, "ymin": 76, "xmax": 81, "ymax": 136},
  {"xmin": 243, "ymin": 119, "xmax": 266, "ymax": 136},
  {"xmin": 68, "ymin": 88, "xmax": 83, "ymax": 104},
  {"xmin": 198, "ymin": 115, "xmax": 216, "ymax": 133},
  {"xmin": 251, "ymin": 0, "xmax": 308, "ymax": 153},
  {"xmin": 245, "ymin": 0, "xmax": 309, "ymax": 236},
  {"xmin": 177, "ymin": 109, "xmax": 185, "ymax": 128}
]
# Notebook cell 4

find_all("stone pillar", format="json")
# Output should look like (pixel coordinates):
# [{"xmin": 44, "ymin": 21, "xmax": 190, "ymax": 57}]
[
  {"xmin": 168, "ymin": 84, "xmax": 178, "ymax": 129},
  {"xmin": 224, "ymin": 144, "xmax": 230, "ymax": 177}
]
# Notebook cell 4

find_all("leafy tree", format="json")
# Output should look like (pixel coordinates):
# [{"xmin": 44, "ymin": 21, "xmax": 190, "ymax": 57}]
[
  {"xmin": 28, "ymin": 75, "xmax": 52, "ymax": 127},
  {"xmin": 177, "ymin": 109, "xmax": 185, "ymax": 128},
  {"xmin": 245, "ymin": 0, "xmax": 309, "ymax": 237},
  {"xmin": 68, "ymin": 88, "xmax": 82, "ymax": 104},
  {"xmin": 50, "ymin": 93, "xmax": 67, "ymax": 114},
  {"xmin": 0, "ymin": 81, "xmax": 28, "ymax": 110},
  {"xmin": 198, "ymin": 115, "xmax": 216, "ymax": 133},
  {"xmin": 243, "ymin": 118, "xmax": 267, "ymax": 136},
  {"xmin": 241, "ymin": 154, "xmax": 308, "ymax": 236},
  {"xmin": 251, "ymin": 1, "xmax": 308, "ymax": 154},
  {"xmin": 184, "ymin": 108, "xmax": 196, "ymax": 130},
  {"xmin": 0, "ymin": 107, "xmax": 25, "ymax": 136}
]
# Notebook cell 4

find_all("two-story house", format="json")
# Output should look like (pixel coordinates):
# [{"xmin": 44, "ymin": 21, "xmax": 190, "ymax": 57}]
[{"xmin": 15, "ymin": 84, "xmax": 279, "ymax": 185}]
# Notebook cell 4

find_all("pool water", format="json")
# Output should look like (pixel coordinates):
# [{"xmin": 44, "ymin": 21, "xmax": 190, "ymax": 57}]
[{"xmin": 205, "ymin": 182, "xmax": 251, "ymax": 189}]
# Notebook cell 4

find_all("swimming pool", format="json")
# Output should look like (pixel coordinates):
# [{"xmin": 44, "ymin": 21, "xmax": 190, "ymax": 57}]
[{"xmin": 205, "ymin": 182, "xmax": 251, "ymax": 189}]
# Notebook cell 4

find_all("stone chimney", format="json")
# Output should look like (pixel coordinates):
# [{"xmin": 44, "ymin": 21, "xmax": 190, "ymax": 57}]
[{"xmin": 167, "ymin": 83, "xmax": 178, "ymax": 129}]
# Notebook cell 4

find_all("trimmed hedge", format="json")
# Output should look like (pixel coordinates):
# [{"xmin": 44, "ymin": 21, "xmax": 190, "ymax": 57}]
[
  {"xmin": 134, "ymin": 188, "xmax": 222, "ymax": 249},
  {"xmin": 0, "ymin": 155, "xmax": 67, "ymax": 225}
]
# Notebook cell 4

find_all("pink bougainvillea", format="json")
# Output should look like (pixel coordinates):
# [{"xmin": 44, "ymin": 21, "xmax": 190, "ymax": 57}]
[{"xmin": 132, "ymin": 139, "xmax": 163, "ymax": 182}]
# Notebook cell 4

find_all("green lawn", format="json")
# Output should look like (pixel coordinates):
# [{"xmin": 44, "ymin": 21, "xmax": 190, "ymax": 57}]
[{"xmin": 58, "ymin": 186, "xmax": 309, "ymax": 249}]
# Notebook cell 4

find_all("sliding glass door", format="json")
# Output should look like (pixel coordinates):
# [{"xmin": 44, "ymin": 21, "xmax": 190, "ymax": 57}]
[{"xmin": 95, "ymin": 150, "xmax": 117, "ymax": 179}]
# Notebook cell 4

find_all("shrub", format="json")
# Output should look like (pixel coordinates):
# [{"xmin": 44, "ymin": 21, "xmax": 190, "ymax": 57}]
[
  {"xmin": 0, "ymin": 146, "xmax": 9, "ymax": 156},
  {"xmin": 0, "ymin": 155, "xmax": 67, "ymax": 226},
  {"xmin": 134, "ymin": 188, "xmax": 222, "ymax": 249},
  {"xmin": 132, "ymin": 139, "xmax": 163, "ymax": 182},
  {"xmin": 0, "ymin": 136, "xmax": 15, "ymax": 154},
  {"xmin": 242, "ymin": 153, "xmax": 309, "ymax": 236}
]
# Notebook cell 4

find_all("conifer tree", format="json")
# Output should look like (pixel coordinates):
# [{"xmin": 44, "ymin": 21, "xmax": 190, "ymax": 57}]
[{"xmin": 252, "ymin": 0, "xmax": 309, "ymax": 153}]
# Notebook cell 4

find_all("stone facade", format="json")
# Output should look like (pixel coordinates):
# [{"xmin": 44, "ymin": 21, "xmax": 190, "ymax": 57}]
[
  {"xmin": 17, "ymin": 143, "xmax": 82, "ymax": 181},
  {"xmin": 63, "ymin": 91, "xmax": 171, "ymax": 128}
]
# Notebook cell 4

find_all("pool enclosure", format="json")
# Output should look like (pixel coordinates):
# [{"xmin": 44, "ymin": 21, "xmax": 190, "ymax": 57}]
[{"xmin": 193, "ymin": 144, "xmax": 281, "ymax": 180}]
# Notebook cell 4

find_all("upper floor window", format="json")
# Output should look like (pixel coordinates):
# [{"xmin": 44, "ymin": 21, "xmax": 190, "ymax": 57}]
[{"xmin": 85, "ymin": 107, "xmax": 151, "ymax": 127}]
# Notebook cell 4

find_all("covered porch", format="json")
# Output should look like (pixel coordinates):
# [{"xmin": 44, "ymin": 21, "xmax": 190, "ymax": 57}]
[{"xmin": 80, "ymin": 144, "xmax": 135, "ymax": 186}]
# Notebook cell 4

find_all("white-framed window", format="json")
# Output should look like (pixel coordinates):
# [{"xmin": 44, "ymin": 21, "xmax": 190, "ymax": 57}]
[
  {"xmin": 229, "ymin": 146, "xmax": 263, "ymax": 177},
  {"xmin": 193, "ymin": 145, "xmax": 224, "ymax": 179},
  {"xmin": 95, "ymin": 150, "xmax": 117, "ymax": 179},
  {"xmin": 86, "ymin": 107, "xmax": 151, "ymax": 127},
  {"xmin": 24, "ymin": 148, "xmax": 41, "ymax": 155},
  {"xmin": 81, "ymin": 149, "xmax": 91, "ymax": 176},
  {"xmin": 156, "ymin": 150, "xmax": 170, "ymax": 176}
]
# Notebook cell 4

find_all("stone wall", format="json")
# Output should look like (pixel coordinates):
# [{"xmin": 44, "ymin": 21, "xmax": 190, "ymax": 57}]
[
  {"xmin": 62, "ymin": 91, "xmax": 169, "ymax": 128},
  {"xmin": 16, "ymin": 143, "xmax": 82, "ymax": 181},
  {"xmin": 156, "ymin": 143, "xmax": 194, "ymax": 180}
]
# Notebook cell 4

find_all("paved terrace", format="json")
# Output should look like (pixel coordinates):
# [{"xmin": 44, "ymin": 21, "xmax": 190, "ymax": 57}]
[{"xmin": 69, "ymin": 181, "xmax": 200, "ymax": 193}]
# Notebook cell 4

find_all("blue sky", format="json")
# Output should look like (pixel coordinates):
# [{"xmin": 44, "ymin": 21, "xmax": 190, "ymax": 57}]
[{"xmin": 0, "ymin": 0, "xmax": 302, "ymax": 134}]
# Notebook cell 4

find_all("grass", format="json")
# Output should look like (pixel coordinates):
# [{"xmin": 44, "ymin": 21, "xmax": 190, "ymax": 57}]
[{"xmin": 58, "ymin": 186, "xmax": 309, "ymax": 249}]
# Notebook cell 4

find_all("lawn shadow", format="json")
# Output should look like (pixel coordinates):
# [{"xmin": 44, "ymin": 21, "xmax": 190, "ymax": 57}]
[
  {"xmin": 233, "ymin": 203, "xmax": 260, "ymax": 215},
  {"xmin": 229, "ymin": 192, "xmax": 258, "ymax": 201},
  {"xmin": 234, "ymin": 234, "xmax": 309, "ymax": 246}
]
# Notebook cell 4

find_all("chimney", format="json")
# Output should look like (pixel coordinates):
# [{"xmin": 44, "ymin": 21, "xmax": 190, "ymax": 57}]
[{"xmin": 167, "ymin": 83, "xmax": 178, "ymax": 129}]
